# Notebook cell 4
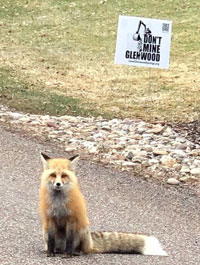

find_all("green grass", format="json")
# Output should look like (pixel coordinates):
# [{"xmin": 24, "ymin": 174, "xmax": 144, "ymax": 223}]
[
  {"xmin": 0, "ymin": 0, "xmax": 200, "ymax": 121},
  {"xmin": 0, "ymin": 67, "xmax": 107, "ymax": 117}
]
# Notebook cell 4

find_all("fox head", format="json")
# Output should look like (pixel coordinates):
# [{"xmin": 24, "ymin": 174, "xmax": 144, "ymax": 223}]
[{"xmin": 40, "ymin": 153, "xmax": 79, "ymax": 191}]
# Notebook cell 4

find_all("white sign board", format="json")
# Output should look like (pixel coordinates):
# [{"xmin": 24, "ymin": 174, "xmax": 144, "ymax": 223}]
[{"xmin": 115, "ymin": 16, "xmax": 172, "ymax": 69}]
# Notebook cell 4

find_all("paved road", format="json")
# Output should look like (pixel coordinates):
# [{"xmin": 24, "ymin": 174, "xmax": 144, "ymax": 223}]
[{"xmin": 0, "ymin": 126, "xmax": 199, "ymax": 265}]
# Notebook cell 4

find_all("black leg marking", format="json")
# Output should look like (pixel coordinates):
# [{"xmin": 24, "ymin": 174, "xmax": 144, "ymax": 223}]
[
  {"xmin": 55, "ymin": 226, "xmax": 66, "ymax": 254},
  {"xmin": 47, "ymin": 231, "xmax": 55, "ymax": 257},
  {"xmin": 65, "ymin": 228, "xmax": 75, "ymax": 257}
]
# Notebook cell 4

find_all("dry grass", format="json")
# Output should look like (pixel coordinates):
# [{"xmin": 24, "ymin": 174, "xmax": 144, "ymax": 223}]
[{"xmin": 0, "ymin": 0, "xmax": 200, "ymax": 121}]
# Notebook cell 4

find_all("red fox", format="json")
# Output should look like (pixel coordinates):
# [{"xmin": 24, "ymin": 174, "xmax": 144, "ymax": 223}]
[{"xmin": 39, "ymin": 153, "xmax": 167, "ymax": 257}]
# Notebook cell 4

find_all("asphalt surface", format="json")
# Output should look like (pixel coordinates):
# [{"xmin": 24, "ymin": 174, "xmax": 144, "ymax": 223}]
[{"xmin": 0, "ymin": 126, "xmax": 199, "ymax": 265}]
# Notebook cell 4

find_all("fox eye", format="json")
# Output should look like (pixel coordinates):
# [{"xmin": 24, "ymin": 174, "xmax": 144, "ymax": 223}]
[
  {"xmin": 61, "ymin": 173, "xmax": 68, "ymax": 178},
  {"xmin": 50, "ymin": 173, "xmax": 56, "ymax": 178}
]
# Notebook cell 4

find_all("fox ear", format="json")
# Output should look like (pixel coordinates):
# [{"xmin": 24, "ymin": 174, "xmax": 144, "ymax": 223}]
[
  {"xmin": 69, "ymin": 155, "xmax": 79, "ymax": 171},
  {"xmin": 40, "ymin": 152, "xmax": 51, "ymax": 169}
]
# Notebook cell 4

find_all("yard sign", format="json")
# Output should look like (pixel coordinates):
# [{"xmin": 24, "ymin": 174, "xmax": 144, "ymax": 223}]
[{"xmin": 115, "ymin": 16, "xmax": 172, "ymax": 69}]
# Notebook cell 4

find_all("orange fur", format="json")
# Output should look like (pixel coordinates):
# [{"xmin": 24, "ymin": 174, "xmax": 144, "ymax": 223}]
[
  {"xmin": 39, "ymin": 154, "xmax": 92, "ymax": 256},
  {"xmin": 39, "ymin": 153, "xmax": 167, "ymax": 257}
]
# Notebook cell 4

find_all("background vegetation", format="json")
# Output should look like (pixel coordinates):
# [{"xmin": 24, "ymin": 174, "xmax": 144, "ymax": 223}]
[{"xmin": 0, "ymin": 0, "xmax": 200, "ymax": 121}]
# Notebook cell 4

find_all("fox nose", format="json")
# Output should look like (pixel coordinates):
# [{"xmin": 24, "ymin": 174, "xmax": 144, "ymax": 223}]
[{"xmin": 56, "ymin": 182, "xmax": 61, "ymax": 187}]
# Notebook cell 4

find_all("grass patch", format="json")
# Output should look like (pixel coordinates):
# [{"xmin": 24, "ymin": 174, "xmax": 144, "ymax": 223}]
[
  {"xmin": 0, "ymin": 0, "xmax": 200, "ymax": 121},
  {"xmin": 0, "ymin": 68, "xmax": 108, "ymax": 117}
]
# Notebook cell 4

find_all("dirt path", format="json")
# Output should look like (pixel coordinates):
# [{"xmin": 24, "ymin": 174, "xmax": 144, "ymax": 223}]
[{"xmin": 0, "ymin": 126, "xmax": 199, "ymax": 265}]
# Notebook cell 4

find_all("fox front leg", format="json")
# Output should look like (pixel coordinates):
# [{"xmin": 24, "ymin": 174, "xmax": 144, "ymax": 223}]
[
  {"xmin": 64, "ymin": 226, "xmax": 82, "ymax": 258},
  {"xmin": 65, "ymin": 228, "xmax": 75, "ymax": 257},
  {"xmin": 47, "ymin": 229, "xmax": 55, "ymax": 257}
]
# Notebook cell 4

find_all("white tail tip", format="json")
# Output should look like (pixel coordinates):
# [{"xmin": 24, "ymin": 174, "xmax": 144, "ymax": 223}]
[{"xmin": 142, "ymin": 236, "xmax": 168, "ymax": 256}]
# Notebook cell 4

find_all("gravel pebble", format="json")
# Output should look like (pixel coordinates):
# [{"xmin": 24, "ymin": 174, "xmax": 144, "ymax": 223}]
[
  {"xmin": 167, "ymin": 178, "xmax": 180, "ymax": 185},
  {"xmin": 0, "ymin": 105, "xmax": 200, "ymax": 184}
]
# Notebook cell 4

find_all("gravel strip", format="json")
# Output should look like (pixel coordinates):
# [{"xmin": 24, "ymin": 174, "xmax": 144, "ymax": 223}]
[{"xmin": 0, "ymin": 105, "xmax": 199, "ymax": 187}]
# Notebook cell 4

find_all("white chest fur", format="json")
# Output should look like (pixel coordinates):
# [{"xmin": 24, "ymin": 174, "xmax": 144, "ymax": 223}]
[{"xmin": 48, "ymin": 189, "xmax": 70, "ymax": 219}]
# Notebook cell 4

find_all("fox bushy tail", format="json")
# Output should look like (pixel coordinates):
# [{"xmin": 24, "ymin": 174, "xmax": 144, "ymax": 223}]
[{"xmin": 90, "ymin": 231, "xmax": 167, "ymax": 256}]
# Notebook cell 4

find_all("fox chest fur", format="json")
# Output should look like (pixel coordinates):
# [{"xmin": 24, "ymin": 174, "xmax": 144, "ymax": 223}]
[{"xmin": 47, "ymin": 188, "xmax": 71, "ymax": 219}]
